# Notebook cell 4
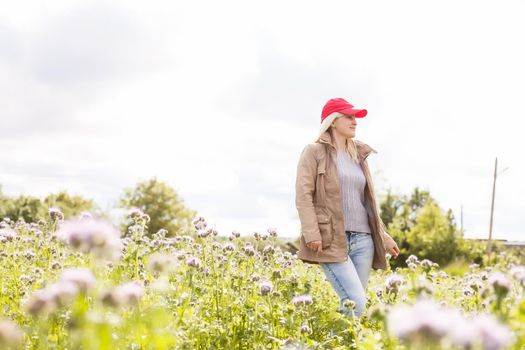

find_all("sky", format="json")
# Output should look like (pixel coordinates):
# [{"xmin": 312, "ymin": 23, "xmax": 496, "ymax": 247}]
[{"xmin": 1, "ymin": 0, "xmax": 524, "ymax": 241}]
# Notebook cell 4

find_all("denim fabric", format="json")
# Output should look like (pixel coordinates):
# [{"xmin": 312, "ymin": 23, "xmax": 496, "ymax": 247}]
[{"xmin": 320, "ymin": 230, "xmax": 374, "ymax": 318}]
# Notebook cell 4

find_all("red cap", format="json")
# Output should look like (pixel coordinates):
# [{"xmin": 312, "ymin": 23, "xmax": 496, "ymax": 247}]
[{"xmin": 321, "ymin": 98, "xmax": 367, "ymax": 122}]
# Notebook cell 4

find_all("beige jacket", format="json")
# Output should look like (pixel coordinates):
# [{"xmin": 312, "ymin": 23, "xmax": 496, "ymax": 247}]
[{"xmin": 295, "ymin": 130, "xmax": 396, "ymax": 270}]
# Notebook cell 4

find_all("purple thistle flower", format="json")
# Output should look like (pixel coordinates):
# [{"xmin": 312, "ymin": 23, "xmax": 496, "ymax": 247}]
[
  {"xmin": 102, "ymin": 281, "xmax": 143, "ymax": 308},
  {"xmin": 387, "ymin": 298, "xmax": 450, "ymax": 342},
  {"xmin": 509, "ymin": 265, "xmax": 525, "ymax": 285},
  {"xmin": 56, "ymin": 219, "xmax": 122, "ymax": 261},
  {"xmin": 385, "ymin": 273, "xmax": 405, "ymax": 293},
  {"xmin": 185, "ymin": 256, "xmax": 201, "ymax": 268},
  {"xmin": 471, "ymin": 314, "xmax": 513, "ymax": 350},
  {"xmin": 0, "ymin": 228, "xmax": 16, "ymax": 242},
  {"xmin": 292, "ymin": 294, "xmax": 313, "ymax": 307},
  {"xmin": 406, "ymin": 254, "xmax": 419, "ymax": 264},
  {"xmin": 0, "ymin": 319, "xmax": 24, "ymax": 347},
  {"xmin": 48, "ymin": 207, "xmax": 64, "ymax": 221},
  {"xmin": 259, "ymin": 281, "xmax": 273, "ymax": 296},
  {"xmin": 79, "ymin": 211, "xmax": 93, "ymax": 220},
  {"xmin": 222, "ymin": 243, "xmax": 235, "ymax": 252},
  {"xmin": 59, "ymin": 268, "xmax": 96, "ymax": 293},
  {"xmin": 242, "ymin": 245, "xmax": 256, "ymax": 257},
  {"xmin": 488, "ymin": 272, "xmax": 510, "ymax": 296}
]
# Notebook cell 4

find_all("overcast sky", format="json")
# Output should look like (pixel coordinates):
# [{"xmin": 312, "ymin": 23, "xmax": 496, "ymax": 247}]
[{"xmin": 1, "ymin": 0, "xmax": 524, "ymax": 241}]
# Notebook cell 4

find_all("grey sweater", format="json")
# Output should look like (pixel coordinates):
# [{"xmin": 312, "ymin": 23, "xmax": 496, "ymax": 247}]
[{"xmin": 335, "ymin": 149, "xmax": 372, "ymax": 234}]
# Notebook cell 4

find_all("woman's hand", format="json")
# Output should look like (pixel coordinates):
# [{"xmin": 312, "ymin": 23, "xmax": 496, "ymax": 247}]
[
  {"xmin": 306, "ymin": 240, "xmax": 323, "ymax": 257},
  {"xmin": 384, "ymin": 239, "xmax": 400, "ymax": 258}
]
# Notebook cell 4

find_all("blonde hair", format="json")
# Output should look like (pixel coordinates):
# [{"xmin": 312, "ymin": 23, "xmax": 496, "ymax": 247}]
[{"xmin": 328, "ymin": 112, "xmax": 359, "ymax": 162}]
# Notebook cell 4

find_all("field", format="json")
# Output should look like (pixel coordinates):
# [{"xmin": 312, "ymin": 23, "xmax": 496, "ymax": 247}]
[{"xmin": 0, "ymin": 211, "xmax": 524, "ymax": 349}]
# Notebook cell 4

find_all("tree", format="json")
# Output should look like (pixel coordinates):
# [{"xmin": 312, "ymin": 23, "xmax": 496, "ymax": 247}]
[
  {"xmin": 43, "ymin": 191, "xmax": 96, "ymax": 219},
  {"xmin": 120, "ymin": 177, "xmax": 197, "ymax": 236},
  {"xmin": 0, "ymin": 188, "xmax": 96, "ymax": 223},
  {"xmin": 379, "ymin": 189, "xmax": 403, "ymax": 227},
  {"xmin": 404, "ymin": 202, "xmax": 461, "ymax": 266}
]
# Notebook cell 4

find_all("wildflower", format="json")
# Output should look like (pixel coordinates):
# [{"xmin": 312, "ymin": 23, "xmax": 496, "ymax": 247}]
[
  {"xmin": 259, "ymin": 281, "xmax": 273, "ymax": 296},
  {"xmin": 250, "ymin": 273, "xmax": 261, "ymax": 282},
  {"xmin": 152, "ymin": 228, "xmax": 168, "ymax": 240},
  {"xmin": 48, "ymin": 207, "xmax": 64, "ymax": 221},
  {"xmin": 384, "ymin": 273, "xmax": 405, "ymax": 294},
  {"xmin": 300, "ymin": 324, "xmax": 311, "ymax": 334},
  {"xmin": 420, "ymin": 259, "xmax": 434, "ymax": 271},
  {"xmin": 78, "ymin": 211, "xmax": 93, "ymax": 220},
  {"xmin": 19, "ymin": 274, "xmax": 33, "ymax": 284},
  {"xmin": 468, "ymin": 279, "xmax": 483, "ymax": 292},
  {"xmin": 101, "ymin": 281, "xmax": 143, "ymax": 308},
  {"xmin": 148, "ymin": 253, "xmax": 176, "ymax": 274},
  {"xmin": 192, "ymin": 216, "xmax": 207, "ymax": 231},
  {"xmin": 0, "ymin": 319, "xmax": 23, "ymax": 347},
  {"xmin": 267, "ymin": 227, "xmax": 277, "ymax": 237},
  {"xmin": 343, "ymin": 299, "xmax": 355, "ymax": 309},
  {"xmin": 185, "ymin": 256, "xmax": 201, "ymax": 268},
  {"xmin": 488, "ymin": 272, "xmax": 510, "ymax": 297},
  {"xmin": 387, "ymin": 298, "xmax": 450, "ymax": 343},
  {"xmin": 222, "ymin": 243, "xmax": 235, "ymax": 252},
  {"xmin": 59, "ymin": 268, "xmax": 96, "ymax": 293},
  {"xmin": 263, "ymin": 245, "xmax": 276, "ymax": 255},
  {"xmin": 415, "ymin": 276, "xmax": 434, "ymax": 296},
  {"xmin": 174, "ymin": 250, "xmax": 187, "ymax": 261},
  {"xmin": 509, "ymin": 265, "xmax": 525, "ymax": 285},
  {"xmin": 0, "ymin": 228, "xmax": 16, "ymax": 242},
  {"xmin": 242, "ymin": 245, "xmax": 256, "ymax": 257},
  {"xmin": 47, "ymin": 281, "xmax": 79, "ymax": 306},
  {"xmin": 197, "ymin": 228, "xmax": 213, "ymax": 238},
  {"xmin": 271, "ymin": 291, "xmax": 282, "ymax": 298},
  {"xmin": 406, "ymin": 254, "xmax": 418, "ymax": 265},
  {"xmin": 24, "ymin": 250, "xmax": 36, "ymax": 260},
  {"xmin": 292, "ymin": 294, "xmax": 313, "ymax": 307},
  {"xmin": 56, "ymin": 219, "xmax": 122, "ymax": 261},
  {"xmin": 450, "ymin": 313, "xmax": 513, "ymax": 350},
  {"xmin": 128, "ymin": 208, "xmax": 148, "ymax": 220},
  {"xmin": 463, "ymin": 287, "xmax": 475, "ymax": 296},
  {"xmin": 26, "ymin": 281, "xmax": 79, "ymax": 316},
  {"xmin": 216, "ymin": 254, "xmax": 227, "ymax": 266}
]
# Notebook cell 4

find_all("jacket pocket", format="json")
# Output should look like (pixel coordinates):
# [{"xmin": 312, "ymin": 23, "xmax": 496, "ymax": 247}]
[{"xmin": 317, "ymin": 213, "xmax": 334, "ymax": 248}]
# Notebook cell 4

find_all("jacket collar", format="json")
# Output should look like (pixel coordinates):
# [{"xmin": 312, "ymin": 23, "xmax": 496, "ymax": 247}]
[{"xmin": 316, "ymin": 130, "xmax": 377, "ymax": 160}]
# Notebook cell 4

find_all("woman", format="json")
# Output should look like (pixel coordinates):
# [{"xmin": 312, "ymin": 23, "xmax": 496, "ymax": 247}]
[{"xmin": 295, "ymin": 97, "xmax": 400, "ymax": 318}]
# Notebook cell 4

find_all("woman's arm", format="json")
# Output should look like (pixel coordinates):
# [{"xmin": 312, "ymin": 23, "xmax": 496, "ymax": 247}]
[{"xmin": 295, "ymin": 144, "xmax": 322, "ymax": 244}]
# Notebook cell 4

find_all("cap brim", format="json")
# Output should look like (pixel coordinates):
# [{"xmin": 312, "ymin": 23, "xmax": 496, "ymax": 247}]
[{"xmin": 339, "ymin": 107, "xmax": 367, "ymax": 118}]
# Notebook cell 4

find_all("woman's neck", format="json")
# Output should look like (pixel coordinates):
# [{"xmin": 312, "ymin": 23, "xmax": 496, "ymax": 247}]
[{"xmin": 332, "ymin": 131, "xmax": 348, "ymax": 151}]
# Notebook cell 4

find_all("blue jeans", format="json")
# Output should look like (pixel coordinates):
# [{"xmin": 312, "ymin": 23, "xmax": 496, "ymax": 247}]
[{"xmin": 320, "ymin": 231, "xmax": 374, "ymax": 318}]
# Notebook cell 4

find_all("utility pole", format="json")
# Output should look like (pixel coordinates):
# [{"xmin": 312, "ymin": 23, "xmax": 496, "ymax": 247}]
[
  {"xmin": 487, "ymin": 157, "xmax": 509, "ymax": 263},
  {"xmin": 487, "ymin": 158, "xmax": 497, "ymax": 262}
]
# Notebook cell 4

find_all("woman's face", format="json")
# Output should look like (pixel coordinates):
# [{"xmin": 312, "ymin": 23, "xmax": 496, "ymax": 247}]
[{"xmin": 331, "ymin": 114, "xmax": 357, "ymax": 138}]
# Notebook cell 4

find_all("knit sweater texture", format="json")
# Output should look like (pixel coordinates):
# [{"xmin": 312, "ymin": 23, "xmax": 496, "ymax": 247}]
[{"xmin": 335, "ymin": 149, "xmax": 372, "ymax": 234}]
